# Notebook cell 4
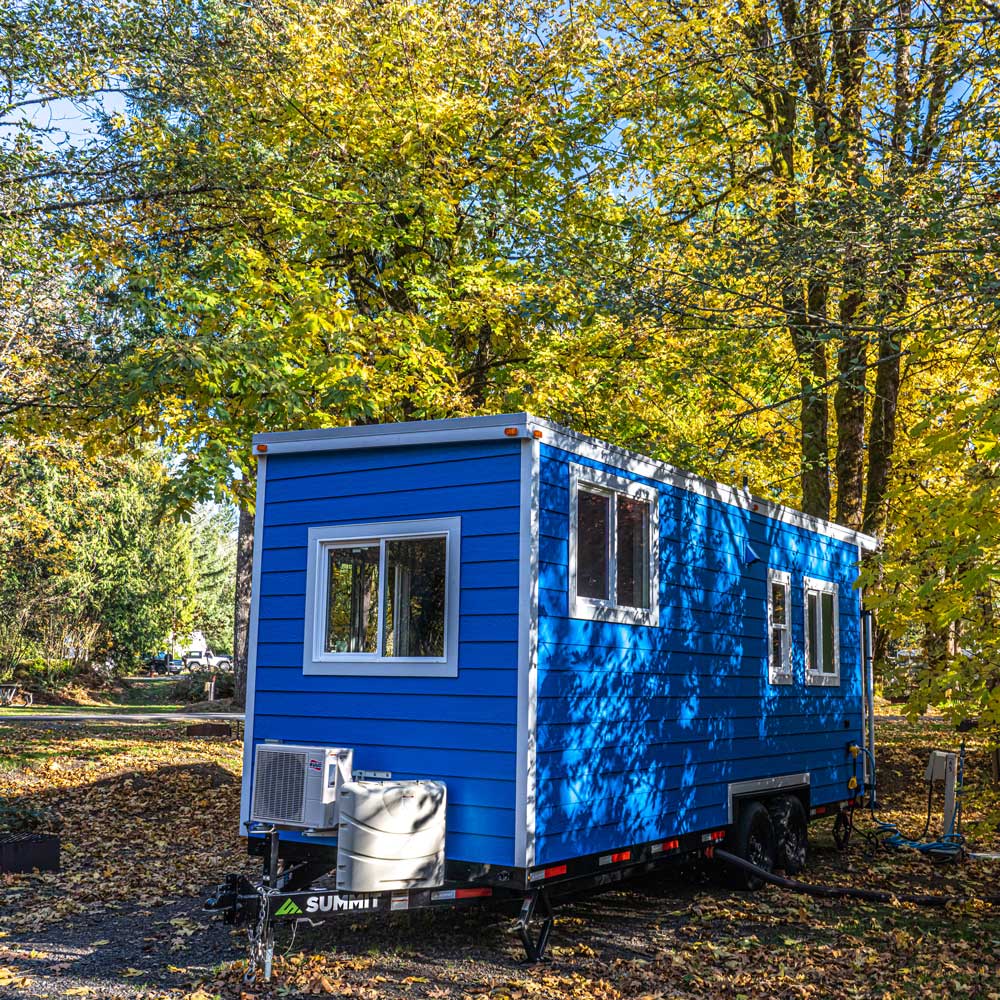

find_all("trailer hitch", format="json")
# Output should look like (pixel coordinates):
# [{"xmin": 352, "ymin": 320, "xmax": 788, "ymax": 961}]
[{"xmin": 204, "ymin": 874, "xmax": 260, "ymax": 925}]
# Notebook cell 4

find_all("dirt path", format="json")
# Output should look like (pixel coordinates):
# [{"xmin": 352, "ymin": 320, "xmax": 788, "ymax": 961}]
[
  {"xmin": 0, "ymin": 892, "xmax": 242, "ymax": 999},
  {"xmin": 0, "ymin": 876, "xmax": 704, "ymax": 999}
]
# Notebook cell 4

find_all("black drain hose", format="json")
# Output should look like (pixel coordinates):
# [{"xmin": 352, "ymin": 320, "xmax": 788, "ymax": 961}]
[{"xmin": 713, "ymin": 849, "xmax": 1000, "ymax": 907}]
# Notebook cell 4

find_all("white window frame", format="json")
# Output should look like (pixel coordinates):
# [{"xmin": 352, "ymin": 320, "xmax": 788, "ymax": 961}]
[
  {"xmin": 767, "ymin": 568, "xmax": 793, "ymax": 685},
  {"xmin": 803, "ymin": 575, "xmax": 840, "ymax": 686},
  {"xmin": 303, "ymin": 517, "xmax": 461, "ymax": 677},
  {"xmin": 568, "ymin": 464, "xmax": 659, "ymax": 626}
]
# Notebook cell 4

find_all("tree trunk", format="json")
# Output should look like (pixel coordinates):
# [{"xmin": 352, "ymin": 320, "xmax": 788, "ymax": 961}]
[
  {"xmin": 233, "ymin": 502, "xmax": 254, "ymax": 707},
  {"xmin": 863, "ymin": 322, "xmax": 903, "ymax": 535},
  {"xmin": 785, "ymin": 282, "xmax": 832, "ymax": 520},
  {"xmin": 833, "ymin": 286, "xmax": 866, "ymax": 528}
]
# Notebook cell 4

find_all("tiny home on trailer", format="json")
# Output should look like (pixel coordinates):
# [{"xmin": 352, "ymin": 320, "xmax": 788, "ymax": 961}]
[{"xmin": 221, "ymin": 413, "xmax": 878, "ymax": 965}]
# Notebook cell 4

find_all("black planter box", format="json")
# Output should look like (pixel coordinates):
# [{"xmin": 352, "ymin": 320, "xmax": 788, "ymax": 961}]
[{"xmin": 0, "ymin": 832, "xmax": 60, "ymax": 872}]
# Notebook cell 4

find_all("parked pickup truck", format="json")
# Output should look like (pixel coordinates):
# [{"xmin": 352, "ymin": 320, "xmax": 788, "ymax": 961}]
[{"xmin": 183, "ymin": 649, "xmax": 232, "ymax": 671}]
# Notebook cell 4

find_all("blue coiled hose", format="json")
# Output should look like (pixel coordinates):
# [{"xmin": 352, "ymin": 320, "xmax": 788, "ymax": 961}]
[{"xmin": 855, "ymin": 742, "xmax": 966, "ymax": 858}]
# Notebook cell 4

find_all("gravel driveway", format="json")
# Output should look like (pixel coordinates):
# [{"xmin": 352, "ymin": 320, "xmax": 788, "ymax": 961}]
[{"xmin": 0, "ymin": 890, "xmax": 243, "ymax": 998}]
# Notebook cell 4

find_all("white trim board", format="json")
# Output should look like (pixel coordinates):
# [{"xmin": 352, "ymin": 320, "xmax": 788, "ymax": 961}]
[
  {"xmin": 253, "ymin": 414, "xmax": 529, "ymax": 456},
  {"xmin": 528, "ymin": 417, "xmax": 878, "ymax": 552},
  {"xmin": 857, "ymin": 543, "xmax": 872, "ymax": 788},
  {"xmin": 514, "ymin": 437, "xmax": 539, "ymax": 869},
  {"xmin": 239, "ymin": 454, "xmax": 267, "ymax": 833},
  {"xmin": 251, "ymin": 414, "xmax": 877, "ymax": 552}
]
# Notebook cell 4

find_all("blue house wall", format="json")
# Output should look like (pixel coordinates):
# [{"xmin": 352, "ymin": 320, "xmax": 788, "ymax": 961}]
[
  {"xmin": 534, "ymin": 443, "xmax": 865, "ymax": 866},
  {"xmin": 243, "ymin": 415, "xmax": 872, "ymax": 877},
  {"xmin": 245, "ymin": 438, "xmax": 524, "ymax": 867}
]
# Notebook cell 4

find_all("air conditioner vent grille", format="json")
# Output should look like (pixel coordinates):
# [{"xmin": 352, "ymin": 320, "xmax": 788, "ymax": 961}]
[{"xmin": 252, "ymin": 749, "xmax": 306, "ymax": 824}]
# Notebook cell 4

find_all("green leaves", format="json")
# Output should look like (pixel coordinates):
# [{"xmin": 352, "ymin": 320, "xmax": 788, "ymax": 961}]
[
  {"xmin": 0, "ymin": 442, "xmax": 204, "ymax": 675},
  {"xmin": 10, "ymin": 0, "xmax": 650, "ymax": 504}
]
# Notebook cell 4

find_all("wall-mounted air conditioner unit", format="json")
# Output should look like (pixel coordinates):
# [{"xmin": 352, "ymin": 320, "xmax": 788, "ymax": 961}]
[{"xmin": 250, "ymin": 744, "xmax": 353, "ymax": 830}]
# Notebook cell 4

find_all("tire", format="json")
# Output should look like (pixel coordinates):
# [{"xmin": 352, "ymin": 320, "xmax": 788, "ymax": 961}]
[
  {"xmin": 729, "ymin": 800, "xmax": 776, "ymax": 890},
  {"xmin": 216, "ymin": 660, "xmax": 231, "ymax": 671},
  {"xmin": 767, "ymin": 795, "xmax": 808, "ymax": 875}
]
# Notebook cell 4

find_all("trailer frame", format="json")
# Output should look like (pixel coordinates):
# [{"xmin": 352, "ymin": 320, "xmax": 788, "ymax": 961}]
[{"xmin": 207, "ymin": 796, "xmax": 863, "ymax": 981}]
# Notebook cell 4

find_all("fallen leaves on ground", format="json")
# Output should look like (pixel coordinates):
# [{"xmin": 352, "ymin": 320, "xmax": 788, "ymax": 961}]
[
  {"xmin": 1, "ymin": 715, "xmax": 998, "ymax": 1000},
  {"xmin": 0, "ymin": 722, "xmax": 253, "ymax": 936}
]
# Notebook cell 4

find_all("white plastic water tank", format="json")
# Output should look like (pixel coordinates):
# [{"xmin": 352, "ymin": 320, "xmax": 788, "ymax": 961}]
[{"xmin": 335, "ymin": 780, "xmax": 446, "ymax": 892}]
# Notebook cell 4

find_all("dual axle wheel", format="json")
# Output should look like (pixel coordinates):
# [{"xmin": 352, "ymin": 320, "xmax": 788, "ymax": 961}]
[{"xmin": 729, "ymin": 795, "xmax": 808, "ymax": 889}]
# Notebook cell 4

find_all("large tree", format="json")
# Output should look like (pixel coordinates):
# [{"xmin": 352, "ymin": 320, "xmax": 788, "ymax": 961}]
[
  {"xmin": 603, "ymin": 0, "xmax": 1000, "ymax": 532},
  {"xmin": 4, "ymin": 0, "xmax": 1000, "ymax": 716},
  {"xmin": 4, "ymin": 0, "xmax": 651, "ymax": 697},
  {"xmin": 0, "ymin": 442, "xmax": 199, "ymax": 676}
]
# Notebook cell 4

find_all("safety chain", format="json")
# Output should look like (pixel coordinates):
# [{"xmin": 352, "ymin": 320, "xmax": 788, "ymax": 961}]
[{"xmin": 245, "ymin": 883, "xmax": 278, "ymax": 983}]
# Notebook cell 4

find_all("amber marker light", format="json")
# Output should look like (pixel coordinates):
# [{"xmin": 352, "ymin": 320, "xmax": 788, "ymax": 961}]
[
  {"xmin": 256, "ymin": 444, "xmax": 268, "ymax": 453},
  {"xmin": 504, "ymin": 427, "xmax": 519, "ymax": 437},
  {"xmin": 533, "ymin": 429, "xmax": 544, "ymax": 439}
]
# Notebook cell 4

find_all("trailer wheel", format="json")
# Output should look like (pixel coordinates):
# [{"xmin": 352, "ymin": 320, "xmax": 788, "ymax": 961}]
[
  {"xmin": 729, "ymin": 800, "xmax": 776, "ymax": 889},
  {"xmin": 766, "ymin": 795, "xmax": 808, "ymax": 875}
]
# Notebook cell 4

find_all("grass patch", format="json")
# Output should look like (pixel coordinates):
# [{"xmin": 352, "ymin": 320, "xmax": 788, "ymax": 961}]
[{"xmin": 1, "ymin": 678, "xmax": 191, "ymax": 715}]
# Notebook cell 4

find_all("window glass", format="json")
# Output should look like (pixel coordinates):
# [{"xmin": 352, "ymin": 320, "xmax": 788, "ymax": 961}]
[
  {"xmin": 821, "ymin": 590, "xmax": 836, "ymax": 673},
  {"xmin": 771, "ymin": 582, "xmax": 786, "ymax": 626},
  {"xmin": 771, "ymin": 628, "xmax": 785, "ymax": 671},
  {"xmin": 383, "ymin": 537, "xmax": 446, "ymax": 658},
  {"xmin": 326, "ymin": 545, "xmax": 379, "ymax": 653},
  {"xmin": 806, "ymin": 591, "xmax": 819, "ymax": 672},
  {"xmin": 616, "ymin": 496, "xmax": 650, "ymax": 608},
  {"xmin": 577, "ymin": 489, "xmax": 610, "ymax": 600}
]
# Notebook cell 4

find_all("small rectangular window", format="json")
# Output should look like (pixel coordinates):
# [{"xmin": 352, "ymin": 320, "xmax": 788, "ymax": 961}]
[
  {"xmin": 577, "ymin": 489, "xmax": 610, "ymax": 600},
  {"xmin": 569, "ymin": 465, "xmax": 659, "ymax": 626},
  {"xmin": 804, "ymin": 576, "xmax": 840, "ymax": 686},
  {"xmin": 821, "ymin": 591, "xmax": 835, "ymax": 673},
  {"xmin": 383, "ymin": 537, "xmax": 446, "ymax": 658},
  {"xmin": 304, "ymin": 518, "xmax": 460, "ymax": 677},
  {"xmin": 806, "ymin": 592, "xmax": 819, "ymax": 672},
  {"xmin": 616, "ymin": 496, "xmax": 650, "ymax": 609},
  {"xmin": 767, "ymin": 569, "xmax": 792, "ymax": 684},
  {"xmin": 326, "ymin": 545, "xmax": 379, "ymax": 653}
]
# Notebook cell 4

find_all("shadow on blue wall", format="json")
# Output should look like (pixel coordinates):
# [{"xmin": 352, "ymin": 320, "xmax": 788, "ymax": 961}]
[{"xmin": 534, "ymin": 451, "xmax": 863, "ymax": 865}]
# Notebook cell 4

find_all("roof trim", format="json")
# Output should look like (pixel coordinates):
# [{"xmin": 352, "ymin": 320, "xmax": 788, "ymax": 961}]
[
  {"xmin": 252, "ymin": 413, "xmax": 878, "ymax": 551},
  {"xmin": 526, "ymin": 416, "xmax": 878, "ymax": 551},
  {"xmin": 253, "ymin": 413, "xmax": 530, "ymax": 454}
]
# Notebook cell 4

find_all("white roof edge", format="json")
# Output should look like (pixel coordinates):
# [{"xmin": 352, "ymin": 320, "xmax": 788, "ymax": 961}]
[
  {"xmin": 251, "ymin": 412, "xmax": 878, "ymax": 551},
  {"xmin": 525, "ymin": 416, "xmax": 878, "ymax": 551},
  {"xmin": 253, "ymin": 412, "xmax": 528, "ymax": 448}
]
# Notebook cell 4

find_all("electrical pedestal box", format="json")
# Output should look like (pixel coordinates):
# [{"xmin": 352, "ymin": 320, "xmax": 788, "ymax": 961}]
[
  {"xmin": 925, "ymin": 750, "xmax": 959, "ymax": 835},
  {"xmin": 336, "ymin": 780, "xmax": 447, "ymax": 892}
]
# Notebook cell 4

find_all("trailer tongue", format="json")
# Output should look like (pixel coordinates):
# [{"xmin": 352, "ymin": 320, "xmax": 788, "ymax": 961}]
[{"xmin": 206, "ymin": 827, "xmax": 553, "ymax": 980}]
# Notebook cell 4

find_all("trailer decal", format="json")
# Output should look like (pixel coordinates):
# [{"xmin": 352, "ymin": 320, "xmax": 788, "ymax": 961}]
[{"xmin": 303, "ymin": 894, "xmax": 379, "ymax": 913}]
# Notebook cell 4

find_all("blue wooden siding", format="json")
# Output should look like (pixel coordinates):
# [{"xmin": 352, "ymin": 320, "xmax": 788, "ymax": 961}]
[
  {"xmin": 249, "ymin": 440, "xmax": 523, "ymax": 867},
  {"xmin": 534, "ymin": 444, "xmax": 865, "ymax": 866}
]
